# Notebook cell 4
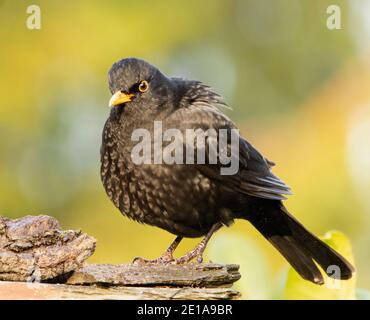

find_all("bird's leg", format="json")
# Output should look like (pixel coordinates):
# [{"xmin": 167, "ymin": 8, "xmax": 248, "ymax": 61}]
[
  {"xmin": 158, "ymin": 235, "xmax": 183, "ymax": 262},
  {"xmin": 174, "ymin": 223, "xmax": 222, "ymax": 264},
  {"xmin": 133, "ymin": 236, "xmax": 183, "ymax": 265}
]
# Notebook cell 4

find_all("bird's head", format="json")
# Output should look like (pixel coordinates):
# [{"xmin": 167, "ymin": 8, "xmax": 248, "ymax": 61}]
[{"xmin": 108, "ymin": 58, "xmax": 174, "ymax": 114}]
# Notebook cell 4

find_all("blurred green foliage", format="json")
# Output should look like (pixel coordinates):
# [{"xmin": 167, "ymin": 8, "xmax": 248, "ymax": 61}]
[{"xmin": 0, "ymin": 0, "xmax": 369, "ymax": 298}]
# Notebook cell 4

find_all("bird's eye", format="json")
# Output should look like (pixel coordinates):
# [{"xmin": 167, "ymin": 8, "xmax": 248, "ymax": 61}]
[{"xmin": 138, "ymin": 80, "xmax": 149, "ymax": 93}]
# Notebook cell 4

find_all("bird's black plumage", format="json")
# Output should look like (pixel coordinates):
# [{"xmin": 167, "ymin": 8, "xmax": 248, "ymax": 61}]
[{"xmin": 101, "ymin": 57, "xmax": 354, "ymax": 284}]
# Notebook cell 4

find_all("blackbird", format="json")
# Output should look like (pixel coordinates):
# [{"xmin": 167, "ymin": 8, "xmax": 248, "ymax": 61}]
[{"xmin": 101, "ymin": 57, "xmax": 354, "ymax": 284}]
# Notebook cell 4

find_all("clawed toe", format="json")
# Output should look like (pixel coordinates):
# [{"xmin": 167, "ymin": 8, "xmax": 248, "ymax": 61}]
[
  {"xmin": 133, "ymin": 249, "xmax": 204, "ymax": 265},
  {"xmin": 132, "ymin": 254, "xmax": 174, "ymax": 265},
  {"xmin": 172, "ymin": 247, "xmax": 204, "ymax": 264},
  {"xmin": 197, "ymin": 254, "xmax": 203, "ymax": 263},
  {"xmin": 132, "ymin": 257, "xmax": 150, "ymax": 265}
]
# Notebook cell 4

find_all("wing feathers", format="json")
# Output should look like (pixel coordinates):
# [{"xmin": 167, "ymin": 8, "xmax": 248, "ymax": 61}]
[{"xmin": 166, "ymin": 80, "xmax": 292, "ymax": 201}]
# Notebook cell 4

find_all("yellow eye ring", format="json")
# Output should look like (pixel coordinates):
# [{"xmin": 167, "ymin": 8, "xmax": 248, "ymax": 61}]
[{"xmin": 138, "ymin": 80, "xmax": 149, "ymax": 93}]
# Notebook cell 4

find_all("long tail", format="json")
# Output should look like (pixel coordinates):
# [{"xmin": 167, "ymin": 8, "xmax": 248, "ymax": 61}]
[{"xmin": 247, "ymin": 200, "xmax": 355, "ymax": 284}]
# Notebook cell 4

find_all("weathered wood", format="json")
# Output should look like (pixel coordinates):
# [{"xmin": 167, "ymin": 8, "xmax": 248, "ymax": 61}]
[
  {"xmin": 0, "ymin": 281, "xmax": 240, "ymax": 300},
  {"xmin": 0, "ymin": 215, "xmax": 96, "ymax": 281},
  {"xmin": 67, "ymin": 263, "xmax": 241, "ymax": 287},
  {"xmin": 0, "ymin": 215, "xmax": 242, "ymax": 299}
]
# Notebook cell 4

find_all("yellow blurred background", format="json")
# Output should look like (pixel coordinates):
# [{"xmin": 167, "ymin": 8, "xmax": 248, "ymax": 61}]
[{"xmin": 1, "ymin": 0, "xmax": 369, "ymax": 299}]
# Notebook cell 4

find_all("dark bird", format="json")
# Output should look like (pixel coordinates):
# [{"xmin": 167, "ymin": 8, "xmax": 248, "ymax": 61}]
[{"xmin": 101, "ymin": 57, "xmax": 354, "ymax": 284}]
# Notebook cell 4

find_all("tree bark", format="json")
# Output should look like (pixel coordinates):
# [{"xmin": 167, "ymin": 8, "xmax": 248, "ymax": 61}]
[
  {"xmin": 0, "ymin": 215, "xmax": 241, "ymax": 299},
  {"xmin": 0, "ymin": 281, "xmax": 240, "ymax": 300},
  {"xmin": 0, "ymin": 215, "xmax": 96, "ymax": 281},
  {"xmin": 67, "ymin": 263, "xmax": 240, "ymax": 287}
]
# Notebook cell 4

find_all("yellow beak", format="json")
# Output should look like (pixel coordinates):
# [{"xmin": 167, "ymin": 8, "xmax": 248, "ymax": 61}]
[{"xmin": 109, "ymin": 91, "xmax": 134, "ymax": 107}]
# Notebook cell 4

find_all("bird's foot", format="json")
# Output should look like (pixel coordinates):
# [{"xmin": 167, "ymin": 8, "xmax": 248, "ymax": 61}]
[
  {"xmin": 173, "ymin": 242, "xmax": 206, "ymax": 264},
  {"xmin": 132, "ymin": 235, "xmax": 183, "ymax": 265},
  {"xmin": 132, "ymin": 251, "xmax": 174, "ymax": 265}
]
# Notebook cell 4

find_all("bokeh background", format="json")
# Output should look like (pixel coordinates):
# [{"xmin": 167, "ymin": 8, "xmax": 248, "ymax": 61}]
[{"xmin": 1, "ymin": 0, "xmax": 370, "ymax": 299}]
